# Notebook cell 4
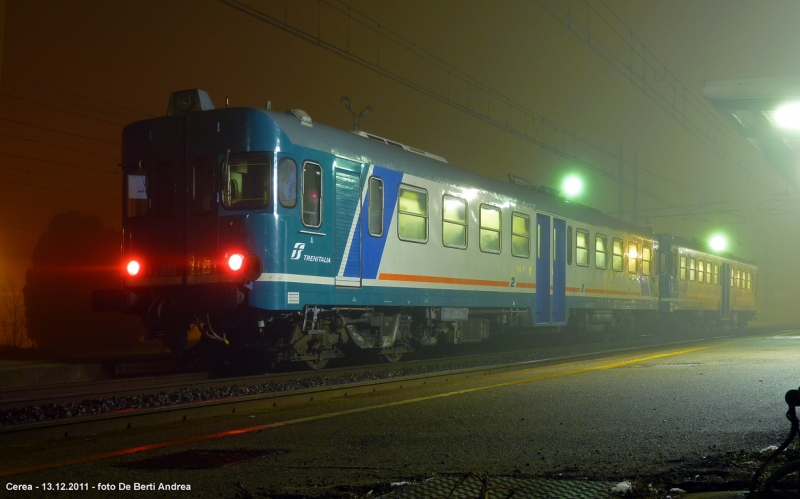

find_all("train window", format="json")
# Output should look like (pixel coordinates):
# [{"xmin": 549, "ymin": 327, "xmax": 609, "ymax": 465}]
[
  {"xmin": 659, "ymin": 251, "xmax": 666, "ymax": 275},
  {"xmin": 223, "ymin": 153, "xmax": 271, "ymax": 211},
  {"xmin": 713, "ymin": 264, "xmax": 719, "ymax": 285},
  {"xmin": 479, "ymin": 204, "xmax": 501, "ymax": 254},
  {"xmin": 576, "ymin": 229, "xmax": 589, "ymax": 266},
  {"xmin": 368, "ymin": 177, "xmax": 384, "ymax": 237},
  {"xmin": 398, "ymin": 185, "xmax": 428, "ymax": 243},
  {"xmin": 627, "ymin": 242, "xmax": 638, "ymax": 274},
  {"xmin": 125, "ymin": 170, "xmax": 148, "ymax": 218},
  {"xmin": 642, "ymin": 245, "xmax": 652, "ymax": 276},
  {"xmin": 746, "ymin": 272, "xmax": 751, "ymax": 290},
  {"xmin": 612, "ymin": 238, "xmax": 623, "ymax": 272},
  {"xmin": 567, "ymin": 226, "xmax": 573, "ymax": 265},
  {"xmin": 736, "ymin": 269, "xmax": 742, "ymax": 288},
  {"xmin": 278, "ymin": 158, "xmax": 297, "ymax": 208},
  {"xmin": 680, "ymin": 255, "xmax": 687, "ymax": 280},
  {"xmin": 192, "ymin": 157, "xmax": 215, "ymax": 214},
  {"xmin": 596, "ymin": 235, "xmax": 608, "ymax": 269},
  {"xmin": 698, "ymin": 260, "xmax": 705, "ymax": 283},
  {"xmin": 706, "ymin": 262, "xmax": 712, "ymax": 284},
  {"xmin": 154, "ymin": 161, "xmax": 175, "ymax": 219},
  {"xmin": 689, "ymin": 258, "xmax": 696, "ymax": 281},
  {"xmin": 511, "ymin": 212, "xmax": 530, "ymax": 258},
  {"xmin": 301, "ymin": 162, "xmax": 322, "ymax": 226},
  {"xmin": 443, "ymin": 195, "xmax": 467, "ymax": 249}
]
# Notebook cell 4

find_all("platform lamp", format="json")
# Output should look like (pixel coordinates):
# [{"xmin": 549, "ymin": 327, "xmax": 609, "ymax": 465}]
[{"xmin": 341, "ymin": 96, "xmax": 372, "ymax": 131}]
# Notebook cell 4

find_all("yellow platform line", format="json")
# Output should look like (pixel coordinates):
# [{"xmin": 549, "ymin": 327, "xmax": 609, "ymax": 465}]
[{"xmin": 0, "ymin": 345, "xmax": 713, "ymax": 477}]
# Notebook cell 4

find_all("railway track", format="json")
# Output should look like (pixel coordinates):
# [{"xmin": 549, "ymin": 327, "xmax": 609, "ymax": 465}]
[{"xmin": 0, "ymin": 325, "xmax": 787, "ymax": 446}]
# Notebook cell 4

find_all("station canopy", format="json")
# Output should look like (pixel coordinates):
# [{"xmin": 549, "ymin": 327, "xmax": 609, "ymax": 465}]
[{"xmin": 704, "ymin": 78, "xmax": 800, "ymax": 189}]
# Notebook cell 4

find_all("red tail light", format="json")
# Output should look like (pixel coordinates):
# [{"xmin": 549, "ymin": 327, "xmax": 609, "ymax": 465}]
[
  {"xmin": 228, "ymin": 253, "xmax": 244, "ymax": 271},
  {"xmin": 126, "ymin": 260, "xmax": 141, "ymax": 276}
]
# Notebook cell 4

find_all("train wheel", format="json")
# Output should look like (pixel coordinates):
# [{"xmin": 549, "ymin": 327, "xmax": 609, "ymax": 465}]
[
  {"xmin": 305, "ymin": 358, "xmax": 329, "ymax": 370},
  {"xmin": 379, "ymin": 352, "xmax": 403, "ymax": 363}
]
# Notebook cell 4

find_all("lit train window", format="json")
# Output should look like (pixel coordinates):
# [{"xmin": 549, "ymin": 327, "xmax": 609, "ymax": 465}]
[
  {"xmin": 443, "ymin": 195, "xmax": 467, "ymax": 249},
  {"xmin": 736, "ymin": 269, "xmax": 742, "ymax": 288},
  {"xmin": 706, "ymin": 262, "xmax": 712, "ymax": 284},
  {"xmin": 713, "ymin": 264, "xmax": 719, "ymax": 285},
  {"xmin": 689, "ymin": 258, "xmax": 696, "ymax": 281},
  {"xmin": 398, "ymin": 185, "xmax": 428, "ymax": 243},
  {"xmin": 368, "ymin": 177, "xmax": 384, "ymax": 237},
  {"xmin": 511, "ymin": 212, "xmax": 530, "ymax": 258},
  {"xmin": 301, "ymin": 162, "xmax": 322, "ymax": 226},
  {"xmin": 612, "ymin": 238, "xmax": 623, "ymax": 272},
  {"xmin": 223, "ymin": 153, "xmax": 271, "ymax": 211},
  {"xmin": 680, "ymin": 256, "xmax": 687, "ymax": 280},
  {"xmin": 697, "ymin": 260, "xmax": 705, "ymax": 283},
  {"xmin": 642, "ymin": 245, "xmax": 652, "ymax": 276},
  {"xmin": 278, "ymin": 158, "xmax": 297, "ymax": 208},
  {"xmin": 192, "ymin": 157, "xmax": 215, "ymax": 214},
  {"xmin": 125, "ymin": 170, "xmax": 148, "ymax": 218},
  {"xmin": 575, "ymin": 229, "xmax": 589, "ymax": 267},
  {"xmin": 627, "ymin": 242, "xmax": 638, "ymax": 274},
  {"xmin": 595, "ymin": 235, "xmax": 607, "ymax": 269},
  {"xmin": 479, "ymin": 204, "xmax": 501, "ymax": 254}
]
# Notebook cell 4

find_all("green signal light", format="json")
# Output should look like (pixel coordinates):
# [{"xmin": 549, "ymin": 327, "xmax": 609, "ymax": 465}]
[
  {"xmin": 710, "ymin": 235, "xmax": 727, "ymax": 252},
  {"xmin": 563, "ymin": 175, "xmax": 583, "ymax": 197}
]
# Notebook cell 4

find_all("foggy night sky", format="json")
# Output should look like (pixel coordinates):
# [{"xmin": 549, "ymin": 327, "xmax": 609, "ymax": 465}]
[{"xmin": 0, "ymin": 0, "xmax": 798, "ymax": 322}]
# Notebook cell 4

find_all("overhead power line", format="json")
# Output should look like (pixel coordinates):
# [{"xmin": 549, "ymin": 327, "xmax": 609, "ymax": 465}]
[
  {"xmin": 535, "ymin": 0, "xmax": 775, "ymax": 194},
  {"xmin": 0, "ymin": 117, "xmax": 119, "ymax": 146},
  {"xmin": 1, "ymin": 73, "xmax": 156, "ymax": 119},
  {"xmin": 0, "ymin": 90, "xmax": 128, "ymax": 127},
  {"xmin": 218, "ymin": 0, "xmax": 686, "ymax": 211}
]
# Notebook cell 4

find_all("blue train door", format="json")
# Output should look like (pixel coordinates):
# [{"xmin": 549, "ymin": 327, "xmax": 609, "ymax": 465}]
[
  {"xmin": 334, "ymin": 159, "xmax": 363, "ymax": 287},
  {"xmin": 535, "ymin": 214, "xmax": 551, "ymax": 324},
  {"xmin": 552, "ymin": 218, "xmax": 566, "ymax": 323},
  {"xmin": 720, "ymin": 262, "xmax": 731, "ymax": 320}
]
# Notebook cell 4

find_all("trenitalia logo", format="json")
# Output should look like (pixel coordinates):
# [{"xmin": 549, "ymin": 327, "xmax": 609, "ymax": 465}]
[{"xmin": 290, "ymin": 243, "xmax": 305, "ymax": 260}]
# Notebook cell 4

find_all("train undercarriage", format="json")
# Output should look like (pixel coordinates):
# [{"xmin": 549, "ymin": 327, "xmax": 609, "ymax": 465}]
[{"xmin": 132, "ymin": 286, "xmax": 532, "ymax": 369}]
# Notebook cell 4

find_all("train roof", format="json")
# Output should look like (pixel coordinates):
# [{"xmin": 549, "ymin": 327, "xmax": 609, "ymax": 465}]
[
  {"xmin": 265, "ymin": 108, "xmax": 653, "ymax": 237},
  {"xmin": 659, "ymin": 233, "xmax": 756, "ymax": 267}
]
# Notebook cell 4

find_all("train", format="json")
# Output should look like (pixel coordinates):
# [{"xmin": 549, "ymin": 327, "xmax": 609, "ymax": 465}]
[{"xmin": 92, "ymin": 89, "xmax": 757, "ymax": 368}]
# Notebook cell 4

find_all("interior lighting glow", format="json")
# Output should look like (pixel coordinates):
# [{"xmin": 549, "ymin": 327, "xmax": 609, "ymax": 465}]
[
  {"xmin": 126, "ymin": 260, "xmax": 140, "ymax": 276},
  {"xmin": 563, "ymin": 175, "xmax": 583, "ymax": 197},
  {"xmin": 228, "ymin": 253, "xmax": 244, "ymax": 271},
  {"xmin": 710, "ymin": 235, "xmax": 727, "ymax": 252},
  {"xmin": 628, "ymin": 248, "xmax": 638, "ymax": 259},
  {"xmin": 774, "ymin": 103, "xmax": 800, "ymax": 129}
]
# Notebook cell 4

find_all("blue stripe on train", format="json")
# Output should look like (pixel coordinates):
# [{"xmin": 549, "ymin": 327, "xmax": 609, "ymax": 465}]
[{"xmin": 361, "ymin": 166, "xmax": 403, "ymax": 280}]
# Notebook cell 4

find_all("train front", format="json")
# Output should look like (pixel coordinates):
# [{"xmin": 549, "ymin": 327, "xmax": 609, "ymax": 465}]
[{"xmin": 93, "ymin": 89, "xmax": 283, "ymax": 352}]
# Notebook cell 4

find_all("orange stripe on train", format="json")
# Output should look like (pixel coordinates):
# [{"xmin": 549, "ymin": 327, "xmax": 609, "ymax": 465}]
[{"xmin": 378, "ymin": 273, "xmax": 534, "ymax": 289}]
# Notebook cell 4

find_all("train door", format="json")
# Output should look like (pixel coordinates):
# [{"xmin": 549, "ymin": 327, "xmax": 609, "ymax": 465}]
[
  {"xmin": 333, "ymin": 158, "xmax": 364, "ymax": 287},
  {"xmin": 720, "ymin": 262, "xmax": 731, "ymax": 320},
  {"xmin": 133, "ymin": 117, "xmax": 187, "ymax": 287},
  {"xmin": 552, "ymin": 218, "xmax": 566, "ymax": 323}
]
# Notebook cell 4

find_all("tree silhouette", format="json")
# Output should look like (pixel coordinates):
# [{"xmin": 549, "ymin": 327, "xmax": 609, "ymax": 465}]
[{"xmin": 24, "ymin": 211, "xmax": 143, "ymax": 350}]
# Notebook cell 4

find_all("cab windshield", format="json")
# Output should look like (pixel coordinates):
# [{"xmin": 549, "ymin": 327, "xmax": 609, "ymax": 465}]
[{"xmin": 222, "ymin": 153, "xmax": 271, "ymax": 210}]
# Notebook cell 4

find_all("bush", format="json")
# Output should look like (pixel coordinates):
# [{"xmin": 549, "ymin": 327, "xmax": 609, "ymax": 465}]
[{"xmin": 24, "ymin": 211, "xmax": 143, "ymax": 350}]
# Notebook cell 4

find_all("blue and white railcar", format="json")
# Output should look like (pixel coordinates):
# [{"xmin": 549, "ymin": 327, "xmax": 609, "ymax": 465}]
[{"xmin": 92, "ymin": 89, "xmax": 756, "ymax": 367}]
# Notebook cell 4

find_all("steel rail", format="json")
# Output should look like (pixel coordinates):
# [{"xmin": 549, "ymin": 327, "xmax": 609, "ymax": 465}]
[{"xmin": 0, "ymin": 325, "xmax": 787, "ymax": 445}]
